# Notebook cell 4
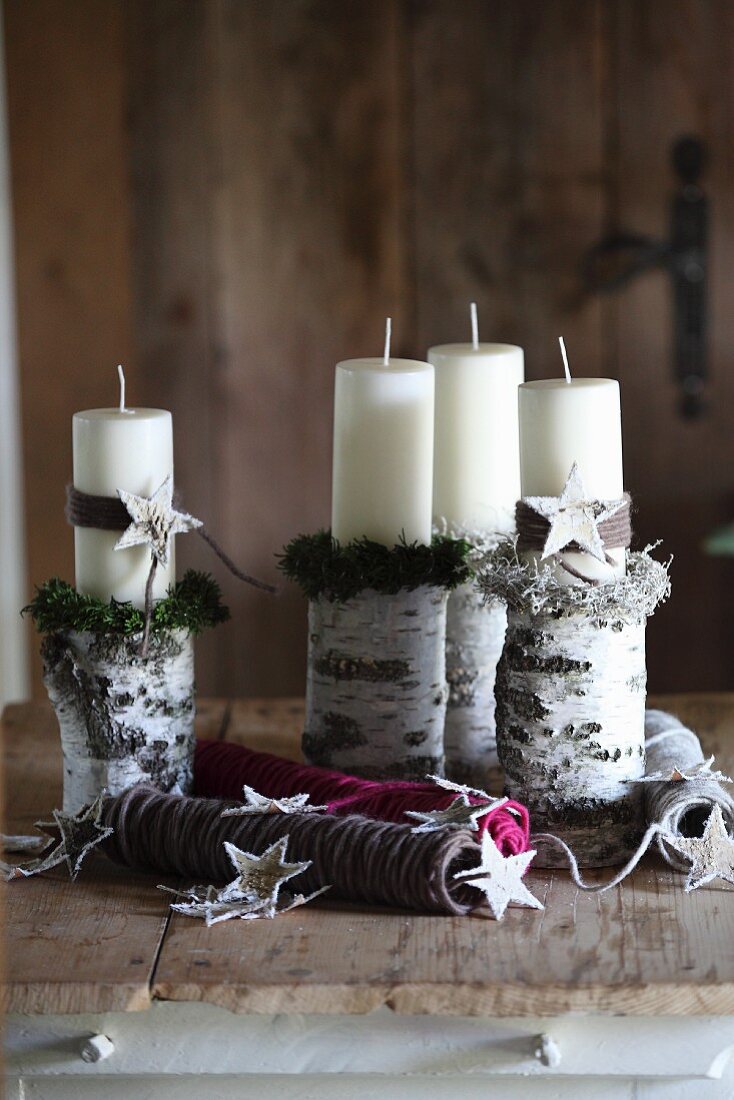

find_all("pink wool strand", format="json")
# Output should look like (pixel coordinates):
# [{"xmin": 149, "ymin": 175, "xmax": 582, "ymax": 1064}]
[{"xmin": 194, "ymin": 739, "xmax": 530, "ymax": 856}]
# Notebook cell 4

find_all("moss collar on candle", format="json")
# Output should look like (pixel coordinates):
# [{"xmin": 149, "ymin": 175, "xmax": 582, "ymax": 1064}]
[
  {"xmin": 24, "ymin": 571, "xmax": 230, "ymax": 636},
  {"xmin": 279, "ymin": 531, "xmax": 472, "ymax": 602}
]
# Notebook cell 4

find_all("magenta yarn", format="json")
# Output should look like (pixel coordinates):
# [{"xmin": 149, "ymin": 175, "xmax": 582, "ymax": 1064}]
[{"xmin": 194, "ymin": 739, "xmax": 530, "ymax": 856}]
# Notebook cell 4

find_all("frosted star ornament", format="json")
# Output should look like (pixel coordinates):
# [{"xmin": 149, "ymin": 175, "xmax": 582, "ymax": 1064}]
[
  {"xmin": 523, "ymin": 462, "xmax": 624, "ymax": 564},
  {"xmin": 115, "ymin": 475, "xmax": 202, "ymax": 567},
  {"xmin": 636, "ymin": 756, "xmax": 733, "ymax": 785},
  {"xmin": 158, "ymin": 835, "xmax": 330, "ymax": 925},
  {"xmin": 2, "ymin": 793, "xmax": 113, "ymax": 882},
  {"xmin": 454, "ymin": 832, "xmax": 544, "ymax": 920},
  {"xmin": 665, "ymin": 805, "xmax": 734, "ymax": 892},
  {"xmin": 221, "ymin": 785, "xmax": 328, "ymax": 818}
]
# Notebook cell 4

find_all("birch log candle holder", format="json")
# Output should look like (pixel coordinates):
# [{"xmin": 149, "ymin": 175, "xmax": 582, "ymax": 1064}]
[
  {"xmin": 280, "ymin": 532, "xmax": 471, "ymax": 781},
  {"xmin": 436, "ymin": 529, "xmax": 509, "ymax": 786},
  {"xmin": 24, "ymin": 574, "xmax": 229, "ymax": 812},
  {"xmin": 480, "ymin": 543, "xmax": 670, "ymax": 868}
]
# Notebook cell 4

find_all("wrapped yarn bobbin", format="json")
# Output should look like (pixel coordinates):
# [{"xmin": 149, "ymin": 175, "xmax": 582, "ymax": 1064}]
[
  {"xmin": 280, "ymin": 532, "xmax": 472, "ymax": 782},
  {"xmin": 481, "ymin": 544, "xmax": 670, "ymax": 868},
  {"xmin": 644, "ymin": 709, "xmax": 734, "ymax": 870},
  {"xmin": 42, "ymin": 628, "xmax": 195, "ymax": 812}
]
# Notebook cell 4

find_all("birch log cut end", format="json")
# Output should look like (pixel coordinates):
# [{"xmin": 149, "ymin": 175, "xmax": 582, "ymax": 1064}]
[
  {"xmin": 42, "ymin": 629, "xmax": 196, "ymax": 812},
  {"xmin": 304, "ymin": 586, "xmax": 449, "ymax": 780},
  {"xmin": 444, "ymin": 584, "xmax": 507, "ymax": 786},
  {"xmin": 495, "ymin": 610, "xmax": 647, "ymax": 868}
]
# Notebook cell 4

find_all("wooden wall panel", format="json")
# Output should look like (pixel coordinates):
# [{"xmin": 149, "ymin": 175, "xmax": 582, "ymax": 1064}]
[
  {"xmin": 5, "ymin": 0, "xmax": 134, "ymax": 693},
  {"xmin": 610, "ymin": 0, "xmax": 734, "ymax": 690},
  {"xmin": 126, "ymin": 0, "xmax": 410, "ymax": 696},
  {"xmin": 409, "ymin": 0, "xmax": 607, "ymax": 379}
]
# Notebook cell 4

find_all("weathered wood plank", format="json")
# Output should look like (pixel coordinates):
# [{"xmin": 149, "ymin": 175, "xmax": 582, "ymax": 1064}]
[
  {"xmin": 609, "ymin": 0, "xmax": 734, "ymax": 692},
  {"xmin": 409, "ymin": 0, "xmax": 606, "ymax": 376},
  {"xmin": 4, "ymin": 695, "xmax": 734, "ymax": 1016},
  {"xmin": 1, "ymin": 698, "xmax": 229, "ymax": 1014}
]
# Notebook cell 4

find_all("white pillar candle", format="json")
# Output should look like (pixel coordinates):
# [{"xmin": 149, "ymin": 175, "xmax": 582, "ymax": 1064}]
[
  {"xmin": 73, "ymin": 374, "xmax": 175, "ymax": 606},
  {"xmin": 518, "ymin": 345, "xmax": 625, "ymax": 583},
  {"xmin": 331, "ymin": 324, "xmax": 434, "ymax": 546},
  {"xmin": 430, "ymin": 312, "xmax": 524, "ymax": 534}
]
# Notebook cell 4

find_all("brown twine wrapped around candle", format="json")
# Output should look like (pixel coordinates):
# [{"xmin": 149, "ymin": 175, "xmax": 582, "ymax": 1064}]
[
  {"xmin": 515, "ymin": 494, "xmax": 632, "ymax": 556},
  {"xmin": 100, "ymin": 785, "xmax": 483, "ymax": 915},
  {"xmin": 66, "ymin": 484, "xmax": 275, "ymax": 655}
]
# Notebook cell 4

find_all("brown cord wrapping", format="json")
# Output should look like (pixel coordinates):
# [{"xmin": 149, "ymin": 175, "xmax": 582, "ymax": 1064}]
[
  {"xmin": 515, "ymin": 494, "xmax": 632, "ymax": 555},
  {"xmin": 66, "ymin": 485, "xmax": 130, "ymax": 530},
  {"xmin": 101, "ymin": 785, "xmax": 483, "ymax": 915}
]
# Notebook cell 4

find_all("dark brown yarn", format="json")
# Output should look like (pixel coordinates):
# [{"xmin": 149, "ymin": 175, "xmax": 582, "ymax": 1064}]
[
  {"xmin": 515, "ymin": 494, "xmax": 632, "ymax": 556},
  {"xmin": 66, "ymin": 485, "xmax": 130, "ymax": 530},
  {"xmin": 66, "ymin": 484, "xmax": 276, "ymax": 598},
  {"xmin": 101, "ymin": 786, "xmax": 483, "ymax": 916}
]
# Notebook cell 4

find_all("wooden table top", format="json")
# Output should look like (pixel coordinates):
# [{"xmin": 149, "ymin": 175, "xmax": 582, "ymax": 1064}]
[{"xmin": 3, "ymin": 694, "xmax": 734, "ymax": 1018}]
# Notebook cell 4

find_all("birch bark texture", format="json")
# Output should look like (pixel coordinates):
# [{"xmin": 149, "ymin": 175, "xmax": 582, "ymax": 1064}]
[
  {"xmin": 644, "ymin": 708, "xmax": 734, "ymax": 870},
  {"xmin": 444, "ymin": 583, "xmax": 506, "ymax": 784},
  {"xmin": 495, "ymin": 611, "xmax": 647, "ymax": 867},
  {"xmin": 42, "ymin": 629, "xmax": 196, "ymax": 812},
  {"xmin": 304, "ymin": 585, "xmax": 448, "ymax": 780}
]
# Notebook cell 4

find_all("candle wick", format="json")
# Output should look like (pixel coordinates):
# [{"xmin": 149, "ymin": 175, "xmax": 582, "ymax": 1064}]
[
  {"xmin": 559, "ymin": 336, "xmax": 572, "ymax": 384},
  {"xmin": 470, "ymin": 302, "xmax": 479, "ymax": 350},
  {"xmin": 383, "ymin": 316, "xmax": 392, "ymax": 366},
  {"xmin": 117, "ymin": 364, "xmax": 127, "ymax": 412}
]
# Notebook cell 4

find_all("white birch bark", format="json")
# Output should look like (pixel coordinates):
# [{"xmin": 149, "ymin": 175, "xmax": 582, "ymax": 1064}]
[
  {"xmin": 444, "ymin": 584, "xmax": 507, "ymax": 785},
  {"xmin": 42, "ymin": 629, "xmax": 196, "ymax": 812},
  {"xmin": 304, "ymin": 586, "xmax": 448, "ymax": 780},
  {"xmin": 645, "ymin": 709, "xmax": 734, "ymax": 870},
  {"xmin": 495, "ymin": 609, "xmax": 647, "ymax": 867}
]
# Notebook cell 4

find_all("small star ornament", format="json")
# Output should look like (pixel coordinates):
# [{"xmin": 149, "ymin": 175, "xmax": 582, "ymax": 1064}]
[
  {"xmin": 159, "ymin": 835, "xmax": 329, "ymax": 925},
  {"xmin": 664, "ymin": 805, "xmax": 734, "ymax": 892},
  {"xmin": 407, "ymin": 793, "xmax": 506, "ymax": 833},
  {"xmin": 221, "ymin": 785, "xmax": 328, "ymax": 818},
  {"xmin": 115, "ymin": 475, "xmax": 202, "ymax": 567},
  {"xmin": 523, "ymin": 462, "xmax": 624, "ymax": 564},
  {"xmin": 454, "ymin": 832, "xmax": 544, "ymax": 920},
  {"xmin": 3, "ymin": 794, "xmax": 113, "ymax": 882},
  {"xmin": 636, "ymin": 756, "xmax": 733, "ymax": 785}
]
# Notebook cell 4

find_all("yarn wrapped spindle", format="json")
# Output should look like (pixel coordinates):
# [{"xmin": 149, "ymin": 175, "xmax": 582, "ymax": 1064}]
[
  {"xmin": 194, "ymin": 737, "xmax": 531, "ymax": 857},
  {"xmin": 43, "ymin": 629, "xmax": 195, "ymax": 812},
  {"xmin": 644, "ymin": 709, "xmax": 734, "ymax": 870},
  {"xmin": 101, "ymin": 786, "xmax": 483, "ymax": 915}
]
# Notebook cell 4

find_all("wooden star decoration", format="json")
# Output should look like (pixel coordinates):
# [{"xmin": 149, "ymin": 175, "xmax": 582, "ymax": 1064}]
[
  {"xmin": 664, "ymin": 805, "xmax": 734, "ymax": 892},
  {"xmin": 635, "ymin": 756, "xmax": 733, "ymax": 785},
  {"xmin": 523, "ymin": 462, "xmax": 624, "ymax": 563},
  {"xmin": 115, "ymin": 475, "xmax": 202, "ymax": 567},
  {"xmin": 3, "ymin": 794, "xmax": 113, "ymax": 882},
  {"xmin": 453, "ymin": 832, "xmax": 544, "ymax": 919},
  {"xmin": 158, "ymin": 835, "xmax": 329, "ymax": 925},
  {"xmin": 407, "ymin": 793, "xmax": 503, "ymax": 833},
  {"xmin": 221, "ymin": 785, "xmax": 328, "ymax": 818}
]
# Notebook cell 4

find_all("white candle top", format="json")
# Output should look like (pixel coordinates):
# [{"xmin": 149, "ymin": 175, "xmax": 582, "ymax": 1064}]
[
  {"xmin": 335, "ymin": 357, "xmax": 432, "ymax": 376},
  {"xmin": 73, "ymin": 407, "xmax": 171, "ymax": 421},
  {"xmin": 518, "ymin": 376, "xmax": 623, "ymax": 500},
  {"xmin": 429, "ymin": 341, "xmax": 522, "ymax": 360}
]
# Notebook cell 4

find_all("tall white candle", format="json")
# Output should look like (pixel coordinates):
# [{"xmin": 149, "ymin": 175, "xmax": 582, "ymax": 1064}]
[
  {"xmin": 331, "ymin": 322, "xmax": 434, "ymax": 546},
  {"xmin": 73, "ymin": 371, "xmax": 175, "ymax": 606},
  {"xmin": 518, "ymin": 342, "xmax": 625, "ymax": 582},
  {"xmin": 430, "ymin": 309, "xmax": 524, "ymax": 534}
]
